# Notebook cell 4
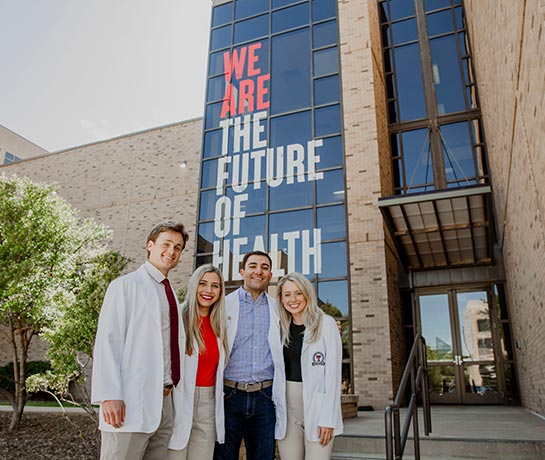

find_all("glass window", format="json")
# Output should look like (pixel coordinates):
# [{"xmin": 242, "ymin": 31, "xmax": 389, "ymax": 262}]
[
  {"xmin": 392, "ymin": 18, "xmax": 418, "ymax": 44},
  {"xmin": 211, "ymin": 25, "xmax": 231, "ymax": 51},
  {"xmin": 226, "ymin": 186, "xmax": 267, "ymax": 215},
  {"xmin": 454, "ymin": 7, "xmax": 464, "ymax": 30},
  {"xmin": 269, "ymin": 179, "xmax": 314, "ymax": 211},
  {"xmin": 424, "ymin": 0, "xmax": 451, "ymax": 12},
  {"xmin": 213, "ymin": 2, "xmax": 233, "ymax": 27},
  {"xmin": 387, "ymin": 0, "xmax": 415, "ymax": 21},
  {"xmin": 270, "ymin": 110, "xmax": 312, "ymax": 146},
  {"xmin": 209, "ymin": 51, "xmax": 226, "ymax": 77},
  {"xmin": 315, "ymin": 135, "xmax": 343, "ymax": 170},
  {"xmin": 430, "ymin": 35, "xmax": 466, "ymax": 114},
  {"xmin": 393, "ymin": 44, "xmax": 427, "ymax": 121},
  {"xmin": 316, "ymin": 169, "xmax": 345, "ymax": 204},
  {"xmin": 312, "ymin": 19, "xmax": 337, "ymax": 48},
  {"xmin": 440, "ymin": 122, "xmax": 476, "ymax": 184},
  {"xmin": 272, "ymin": 3, "xmax": 309, "ymax": 33},
  {"xmin": 314, "ymin": 74, "xmax": 340, "ymax": 106},
  {"xmin": 318, "ymin": 280, "xmax": 349, "ymax": 316},
  {"xmin": 426, "ymin": 9, "xmax": 455, "ymax": 37},
  {"xmin": 312, "ymin": 0, "xmax": 336, "ymax": 22},
  {"xmin": 201, "ymin": 159, "xmax": 219, "ymax": 189},
  {"xmin": 313, "ymin": 46, "xmax": 339, "ymax": 77},
  {"xmin": 401, "ymin": 128, "xmax": 434, "ymax": 191},
  {"xmin": 207, "ymin": 74, "xmax": 226, "ymax": 102},
  {"xmin": 199, "ymin": 189, "xmax": 219, "ymax": 221},
  {"xmin": 205, "ymin": 101, "xmax": 224, "ymax": 130},
  {"xmin": 234, "ymin": 14, "xmax": 269, "ymax": 44},
  {"xmin": 273, "ymin": 0, "xmax": 305, "ymax": 8},
  {"xmin": 271, "ymin": 28, "xmax": 311, "ymax": 114},
  {"xmin": 197, "ymin": 221, "xmax": 216, "ymax": 253},
  {"xmin": 315, "ymin": 104, "xmax": 341, "ymax": 136},
  {"xmin": 203, "ymin": 128, "xmax": 228, "ymax": 159},
  {"xmin": 235, "ymin": 0, "xmax": 269, "ymax": 20},
  {"xmin": 319, "ymin": 242, "xmax": 347, "ymax": 278},
  {"xmin": 317, "ymin": 204, "xmax": 346, "ymax": 240},
  {"xmin": 235, "ymin": 214, "xmax": 266, "ymax": 246}
]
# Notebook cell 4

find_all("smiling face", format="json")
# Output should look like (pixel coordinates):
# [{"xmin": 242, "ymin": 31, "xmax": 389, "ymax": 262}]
[
  {"xmin": 280, "ymin": 279, "xmax": 308, "ymax": 324},
  {"xmin": 146, "ymin": 229, "xmax": 185, "ymax": 277},
  {"xmin": 197, "ymin": 271, "xmax": 222, "ymax": 315},
  {"xmin": 240, "ymin": 254, "xmax": 273, "ymax": 299}
]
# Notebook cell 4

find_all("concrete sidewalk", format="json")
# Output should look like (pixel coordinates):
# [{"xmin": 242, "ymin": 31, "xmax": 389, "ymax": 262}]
[{"xmin": 0, "ymin": 404, "xmax": 95, "ymax": 413}]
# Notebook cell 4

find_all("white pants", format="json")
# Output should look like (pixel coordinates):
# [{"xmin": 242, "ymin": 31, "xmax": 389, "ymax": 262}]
[
  {"xmin": 100, "ymin": 392, "xmax": 174, "ymax": 460},
  {"xmin": 277, "ymin": 381, "xmax": 334, "ymax": 460},
  {"xmin": 166, "ymin": 386, "xmax": 216, "ymax": 460}
]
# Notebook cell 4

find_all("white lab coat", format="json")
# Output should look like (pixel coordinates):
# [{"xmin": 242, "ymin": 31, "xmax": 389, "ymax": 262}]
[
  {"xmin": 225, "ymin": 289, "xmax": 287, "ymax": 440},
  {"xmin": 91, "ymin": 264, "xmax": 185, "ymax": 433},
  {"xmin": 168, "ymin": 336, "xmax": 227, "ymax": 449},
  {"xmin": 299, "ymin": 314, "xmax": 343, "ymax": 441}
]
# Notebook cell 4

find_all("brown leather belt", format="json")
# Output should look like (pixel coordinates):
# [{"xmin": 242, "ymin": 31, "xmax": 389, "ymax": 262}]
[
  {"xmin": 224, "ymin": 379, "xmax": 273, "ymax": 392},
  {"xmin": 163, "ymin": 384, "xmax": 174, "ymax": 396}
]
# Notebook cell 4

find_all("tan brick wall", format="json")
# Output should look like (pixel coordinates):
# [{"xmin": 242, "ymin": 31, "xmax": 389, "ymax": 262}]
[
  {"xmin": 465, "ymin": 0, "xmax": 545, "ymax": 415},
  {"xmin": 339, "ymin": 0, "xmax": 402, "ymax": 408},
  {"xmin": 0, "ymin": 119, "xmax": 203, "ymax": 366}
]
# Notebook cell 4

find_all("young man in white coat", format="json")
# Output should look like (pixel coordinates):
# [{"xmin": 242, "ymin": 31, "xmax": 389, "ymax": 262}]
[
  {"xmin": 91, "ymin": 221, "xmax": 189, "ymax": 460},
  {"xmin": 214, "ymin": 251, "xmax": 287, "ymax": 460}
]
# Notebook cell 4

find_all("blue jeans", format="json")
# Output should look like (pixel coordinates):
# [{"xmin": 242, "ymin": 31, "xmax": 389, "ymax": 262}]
[{"xmin": 214, "ymin": 385, "xmax": 276, "ymax": 460}]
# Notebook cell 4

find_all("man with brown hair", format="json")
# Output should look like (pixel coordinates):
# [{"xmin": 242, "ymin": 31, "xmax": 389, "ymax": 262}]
[{"xmin": 92, "ymin": 221, "xmax": 189, "ymax": 460}]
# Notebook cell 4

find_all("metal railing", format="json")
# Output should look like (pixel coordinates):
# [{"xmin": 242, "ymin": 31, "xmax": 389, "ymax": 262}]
[{"xmin": 384, "ymin": 332, "xmax": 432, "ymax": 460}]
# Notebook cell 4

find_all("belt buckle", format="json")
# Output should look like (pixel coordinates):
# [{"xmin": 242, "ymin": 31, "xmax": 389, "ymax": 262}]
[{"xmin": 241, "ymin": 382, "xmax": 251, "ymax": 392}]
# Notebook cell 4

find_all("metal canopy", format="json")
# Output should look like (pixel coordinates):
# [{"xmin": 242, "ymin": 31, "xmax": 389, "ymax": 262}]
[{"xmin": 378, "ymin": 185, "xmax": 493, "ymax": 271}]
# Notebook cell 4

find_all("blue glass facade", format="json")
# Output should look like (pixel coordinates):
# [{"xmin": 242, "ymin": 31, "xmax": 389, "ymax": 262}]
[{"xmin": 198, "ymin": 0, "xmax": 351, "ymax": 387}]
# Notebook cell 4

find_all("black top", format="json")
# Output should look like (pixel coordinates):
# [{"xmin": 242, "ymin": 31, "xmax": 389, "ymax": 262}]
[{"xmin": 283, "ymin": 322, "xmax": 306, "ymax": 382}]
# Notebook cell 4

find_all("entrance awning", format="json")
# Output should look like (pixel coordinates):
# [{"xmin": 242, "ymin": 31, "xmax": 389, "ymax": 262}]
[{"xmin": 378, "ymin": 185, "xmax": 494, "ymax": 270}]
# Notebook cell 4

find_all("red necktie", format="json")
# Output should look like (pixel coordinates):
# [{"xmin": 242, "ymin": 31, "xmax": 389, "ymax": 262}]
[{"xmin": 162, "ymin": 278, "xmax": 180, "ymax": 386}]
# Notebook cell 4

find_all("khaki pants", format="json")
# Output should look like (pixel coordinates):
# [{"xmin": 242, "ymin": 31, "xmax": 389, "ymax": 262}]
[
  {"xmin": 100, "ymin": 393, "xmax": 174, "ymax": 460},
  {"xmin": 166, "ymin": 386, "xmax": 216, "ymax": 460},
  {"xmin": 277, "ymin": 381, "xmax": 334, "ymax": 460}
]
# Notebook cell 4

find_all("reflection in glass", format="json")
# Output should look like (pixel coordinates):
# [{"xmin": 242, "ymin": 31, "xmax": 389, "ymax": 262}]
[
  {"xmin": 428, "ymin": 365, "xmax": 456, "ymax": 396},
  {"xmin": 391, "ymin": 18, "xmax": 417, "ymax": 44},
  {"xmin": 269, "ymin": 179, "xmax": 313, "ymax": 211},
  {"xmin": 213, "ymin": 2, "xmax": 233, "ymax": 27},
  {"xmin": 393, "ymin": 44, "xmax": 427, "ymax": 121},
  {"xmin": 197, "ymin": 221, "xmax": 216, "ymax": 253},
  {"xmin": 340, "ymin": 320, "xmax": 351, "ymax": 359},
  {"xmin": 205, "ymin": 101, "xmax": 224, "ymax": 130},
  {"xmin": 209, "ymin": 51, "xmax": 226, "ymax": 77},
  {"xmin": 270, "ymin": 110, "xmax": 311, "ymax": 146},
  {"xmin": 316, "ymin": 136, "xmax": 343, "ymax": 170},
  {"xmin": 226, "ymin": 186, "xmax": 266, "ymax": 215},
  {"xmin": 424, "ymin": 0, "xmax": 451, "ymax": 12},
  {"xmin": 235, "ymin": 0, "xmax": 268, "ymax": 20},
  {"xmin": 316, "ymin": 169, "xmax": 345, "ymax": 204},
  {"xmin": 211, "ymin": 25, "xmax": 232, "ymax": 51},
  {"xmin": 457, "ymin": 291, "xmax": 491, "ymax": 361},
  {"xmin": 203, "ymin": 129, "xmax": 226, "ymax": 159},
  {"xmin": 440, "ymin": 122, "xmax": 477, "ymax": 184},
  {"xmin": 272, "ymin": 3, "xmax": 309, "ymax": 34},
  {"xmin": 199, "ymin": 189, "xmax": 219, "ymax": 221},
  {"xmin": 430, "ymin": 36, "xmax": 466, "ymax": 114},
  {"xmin": 273, "ymin": 0, "xmax": 303, "ymax": 8},
  {"xmin": 426, "ymin": 10, "xmax": 455, "ymax": 37},
  {"xmin": 319, "ymin": 242, "xmax": 347, "ymax": 278},
  {"xmin": 313, "ymin": 46, "xmax": 339, "ymax": 77},
  {"xmin": 463, "ymin": 364, "xmax": 497, "ymax": 396},
  {"xmin": 401, "ymin": 128, "xmax": 433, "ymax": 191},
  {"xmin": 317, "ymin": 204, "xmax": 346, "ymax": 240},
  {"xmin": 420, "ymin": 294, "xmax": 453, "ymax": 360},
  {"xmin": 318, "ymin": 280, "xmax": 348, "ymax": 316},
  {"xmin": 201, "ymin": 159, "xmax": 219, "ymax": 189},
  {"xmin": 312, "ymin": 0, "xmax": 337, "ymax": 22},
  {"xmin": 234, "ymin": 14, "xmax": 269, "ymax": 44},
  {"xmin": 315, "ymin": 104, "xmax": 341, "ymax": 136},
  {"xmin": 313, "ymin": 20, "xmax": 337, "ymax": 48},
  {"xmin": 388, "ymin": 0, "xmax": 415, "ymax": 21},
  {"xmin": 271, "ymin": 28, "xmax": 311, "ymax": 114},
  {"xmin": 207, "ymin": 75, "xmax": 226, "ymax": 103},
  {"xmin": 314, "ymin": 75, "xmax": 340, "ymax": 106}
]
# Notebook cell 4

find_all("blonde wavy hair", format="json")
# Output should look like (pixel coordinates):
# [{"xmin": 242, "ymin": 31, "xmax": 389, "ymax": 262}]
[
  {"xmin": 183, "ymin": 264, "xmax": 229, "ymax": 360},
  {"xmin": 277, "ymin": 272, "xmax": 323, "ymax": 347}
]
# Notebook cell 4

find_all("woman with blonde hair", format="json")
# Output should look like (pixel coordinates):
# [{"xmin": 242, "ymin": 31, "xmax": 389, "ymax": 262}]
[
  {"xmin": 167, "ymin": 264, "xmax": 229, "ymax": 460},
  {"xmin": 276, "ymin": 272, "xmax": 343, "ymax": 460}
]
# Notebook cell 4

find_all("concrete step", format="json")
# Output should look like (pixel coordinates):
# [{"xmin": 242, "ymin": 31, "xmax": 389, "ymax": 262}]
[{"xmin": 332, "ymin": 434, "xmax": 545, "ymax": 460}]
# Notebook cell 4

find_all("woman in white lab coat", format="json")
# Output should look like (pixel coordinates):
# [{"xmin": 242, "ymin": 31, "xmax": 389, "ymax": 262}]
[
  {"xmin": 276, "ymin": 272, "xmax": 343, "ymax": 460},
  {"xmin": 167, "ymin": 265, "xmax": 229, "ymax": 460}
]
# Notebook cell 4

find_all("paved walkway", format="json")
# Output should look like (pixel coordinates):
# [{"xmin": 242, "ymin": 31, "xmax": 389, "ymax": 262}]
[
  {"xmin": 0, "ymin": 404, "xmax": 94, "ymax": 413},
  {"xmin": 343, "ymin": 405, "xmax": 545, "ymax": 441}
]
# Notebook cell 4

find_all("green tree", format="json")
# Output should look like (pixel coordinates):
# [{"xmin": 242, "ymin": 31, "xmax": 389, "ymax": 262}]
[
  {"xmin": 0, "ymin": 175, "xmax": 110, "ymax": 430},
  {"xmin": 27, "ymin": 250, "xmax": 129, "ymax": 424}
]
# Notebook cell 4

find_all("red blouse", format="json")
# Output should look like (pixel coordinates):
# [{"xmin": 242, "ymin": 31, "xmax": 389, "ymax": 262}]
[{"xmin": 195, "ymin": 315, "xmax": 219, "ymax": 387}]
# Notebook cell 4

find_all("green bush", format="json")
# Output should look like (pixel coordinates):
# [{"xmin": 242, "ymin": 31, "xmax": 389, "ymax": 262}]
[{"xmin": 0, "ymin": 360, "xmax": 51, "ymax": 396}]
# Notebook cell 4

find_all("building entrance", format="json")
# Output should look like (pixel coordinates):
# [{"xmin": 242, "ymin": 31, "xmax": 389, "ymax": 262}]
[{"xmin": 416, "ymin": 289, "xmax": 503, "ymax": 404}]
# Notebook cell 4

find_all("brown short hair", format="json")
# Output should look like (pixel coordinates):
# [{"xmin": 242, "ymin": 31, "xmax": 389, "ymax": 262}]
[
  {"xmin": 146, "ymin": 221, "xmax": 189, "ymax": 255},
  {"xmin": 241, "ymin": 250, "xmax": 272, "ymax": 270}
]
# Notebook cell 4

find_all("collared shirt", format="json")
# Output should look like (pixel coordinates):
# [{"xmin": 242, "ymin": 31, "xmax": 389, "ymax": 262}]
[
  {"xmin": 144, "ymin": 261, "xmax": 173, "ymax": 386},
  {"xmin": 224, "ymin": 287, "xmax": 274, "ymax": 383}
]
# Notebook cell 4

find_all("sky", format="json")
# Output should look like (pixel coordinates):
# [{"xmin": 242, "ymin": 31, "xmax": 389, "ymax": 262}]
[{"xmin": 0, "ymin": 0, "xmax": 212, "ymax": 152}]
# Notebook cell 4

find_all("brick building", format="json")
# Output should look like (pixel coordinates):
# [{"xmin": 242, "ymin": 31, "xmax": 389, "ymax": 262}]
[{"xmin": 1, "ymin": 0, "xmax": 543, "ymax": 416}]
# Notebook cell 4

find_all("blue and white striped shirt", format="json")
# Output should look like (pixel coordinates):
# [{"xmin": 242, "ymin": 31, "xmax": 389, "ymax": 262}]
[{"xmin": 224, "ymin": 287, "xmax": 274, "ymax": 383}]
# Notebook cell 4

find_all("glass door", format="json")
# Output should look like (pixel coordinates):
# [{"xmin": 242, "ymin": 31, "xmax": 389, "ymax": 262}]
[{"xmin": 417, "ymin": 289, "xmax": 501, "ymax": 404}]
